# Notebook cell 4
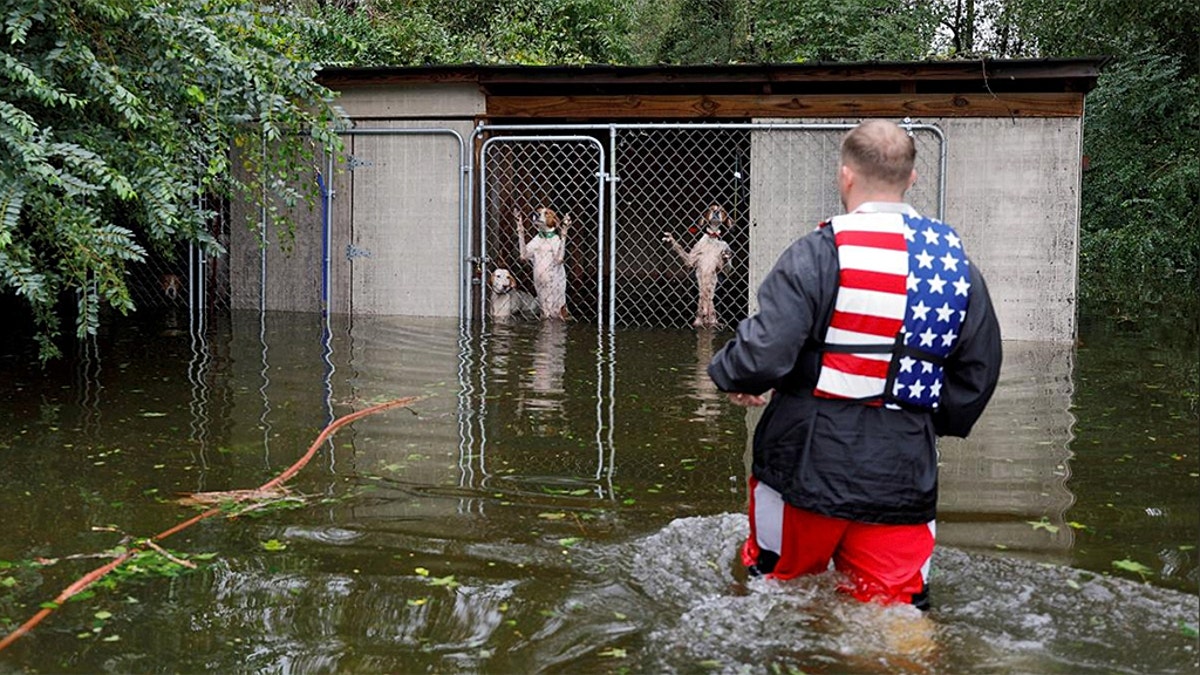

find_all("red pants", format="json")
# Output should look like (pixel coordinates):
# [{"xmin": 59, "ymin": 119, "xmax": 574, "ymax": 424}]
[{"xmin": 743, "ymin": 477, "xmax": 934, "ymax": 608}]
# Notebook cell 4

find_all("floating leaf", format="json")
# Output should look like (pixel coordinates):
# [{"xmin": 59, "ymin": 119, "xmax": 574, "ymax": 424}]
[
  {"xmin": 94, "ymin": 610, "xmax": 113, "ymax": 620},
  {"xmin": 414, "ymin": 567, "xmax": 430, "ymax": 577},
  {"xmin": 407, "ymin": 597, "xmax": 429, "ymax": 606},
  {"xmin": 1180, "ymin": 621, "xmax": 1199, "ymax": 638},
  {"xmin": 260, "ymin": 539, "xmax": 287, "ymax": 551},
  {"xmin": 1067, "ymin": 521, "xmax": 1089, "ymax": 530},
  {"xmin": 429, "ymin": 575, "xmax": 459, "ymax": 588},
  {"xmin": 1027, "ymin": 518, "xmax": 1060, "ymax": 534},
  {"xmin": 101, "ymin": 634, "xmax": 120, "ymax": 642},
  {"xmin": 138, "ymin": 412, "xmax": 168, "ymax": 418},
  {"xmin": 598, "ymin": 647, "xmax": 627, "ymax": 658},
  {"xmin": 538, "ymin": 512, "xmax": 567, "ymax": 520},
  {"xmin": 1112, "ymin": 558, "xmax": 1153, "ymax": 577},
  {"xmin": 558, "ymin": 537, "xmax": 582, "ymax": 548}
]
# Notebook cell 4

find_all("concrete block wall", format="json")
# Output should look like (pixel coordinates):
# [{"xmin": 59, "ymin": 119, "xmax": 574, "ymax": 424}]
[
  {"xmin": 232, "ymin": 85, "xmax": 483, "ymax": 318},
  {"xmin": 747, "ymin": 117, "xmax": 1081, "ymax": 343},
  {"xmin": 936, "ymin": 117, "xmax": 1081, "ymax": 343},
  {"xmin": 229, "ymin": 145, "xmax": 328, "ymax": 313}
]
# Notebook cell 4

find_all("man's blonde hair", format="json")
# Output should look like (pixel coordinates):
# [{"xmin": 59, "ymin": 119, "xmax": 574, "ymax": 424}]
[{"xmin": 840, "ymin": 120, "xmax": 916, "ymax": 187}]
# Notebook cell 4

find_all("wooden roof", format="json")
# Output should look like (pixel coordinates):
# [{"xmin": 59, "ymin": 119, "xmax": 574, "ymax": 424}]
[{"xmin": 318, "ymin": 58, "xmax": 1108, "ymax": 119}]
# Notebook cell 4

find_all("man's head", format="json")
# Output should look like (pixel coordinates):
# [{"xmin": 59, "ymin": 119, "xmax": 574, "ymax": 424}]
[{"xmin": 838, "ymin": 120, "xmax": 917, "ymax": 210}]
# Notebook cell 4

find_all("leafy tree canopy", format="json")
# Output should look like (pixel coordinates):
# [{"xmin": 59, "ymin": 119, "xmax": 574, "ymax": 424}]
[{"xmin": 1, "ymin": 0, "xmax": 343, "ymax": 359}]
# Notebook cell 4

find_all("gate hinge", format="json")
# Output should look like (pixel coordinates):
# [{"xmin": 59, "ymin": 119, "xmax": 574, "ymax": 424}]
[{"xmin": 345, "ymin": 244, "xmax": 373, "ymax": 260}]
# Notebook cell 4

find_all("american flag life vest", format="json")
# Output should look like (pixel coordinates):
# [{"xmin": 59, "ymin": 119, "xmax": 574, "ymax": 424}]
[{"xmin": 812, "ymin": 208, "xmax": 970, "ymax": 410}]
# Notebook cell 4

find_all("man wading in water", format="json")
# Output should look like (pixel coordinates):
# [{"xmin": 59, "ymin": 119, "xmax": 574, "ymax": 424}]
[{"xmin": 708, "ymin": 119, "xmax": 1002, "ymax": 609}]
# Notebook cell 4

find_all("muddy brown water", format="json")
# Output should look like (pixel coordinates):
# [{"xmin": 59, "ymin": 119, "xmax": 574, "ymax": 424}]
[{"xmin": 1, "ymin": 310, "xmax": 1196, "ymax": 673}]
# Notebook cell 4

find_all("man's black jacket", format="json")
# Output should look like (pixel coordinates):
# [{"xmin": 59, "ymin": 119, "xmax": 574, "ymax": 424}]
[{"xmin": 708, "ymin": 220, "xmax": 1003, "ymax": 524}]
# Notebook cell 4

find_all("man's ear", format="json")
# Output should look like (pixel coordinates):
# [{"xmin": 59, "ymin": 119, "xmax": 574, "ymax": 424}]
[
  {"xmin": 907, "ymin": 169, "xmax": 918, "ymax": 191},
  {"xmin": 838, "ymin": 164, "xmax": 854, "ymax": 192}
]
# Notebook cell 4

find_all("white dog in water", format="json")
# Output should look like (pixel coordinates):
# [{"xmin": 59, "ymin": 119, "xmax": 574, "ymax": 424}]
[
  {"xmin": 489, "ymin": 268, "xmax": 541, "ymax": 320},
  {"xmin": 514, "ymin": 207, "xmax": 571, "ymax": 321}
]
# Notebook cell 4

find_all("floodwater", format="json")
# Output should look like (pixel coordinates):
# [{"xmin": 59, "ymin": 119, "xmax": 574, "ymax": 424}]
[{"xmin": 0, "ymin": 309, "xmax": 1196, "ymax": 673}]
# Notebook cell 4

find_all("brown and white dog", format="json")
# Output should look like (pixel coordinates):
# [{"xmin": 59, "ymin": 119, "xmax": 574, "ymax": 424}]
[
  {"xmin": 513, "ymin": 207, "xmax": 571, "ymax": 321},
  {"xmin": 488, "ymin": 267, "xmax": 541, "ymax": 320},
  {"xmin": 663, "ymin": 204, "xmax": 734, "ymax": 328}
]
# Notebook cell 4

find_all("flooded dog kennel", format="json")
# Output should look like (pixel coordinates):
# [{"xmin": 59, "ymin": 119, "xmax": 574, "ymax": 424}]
[
  {"xmin": 213, "ymin": 56, "xmax": 1121, "ymax": 586},
  {"xmin": 226, "ymin": 59, "xmax": 1103, "ymax": 342}
]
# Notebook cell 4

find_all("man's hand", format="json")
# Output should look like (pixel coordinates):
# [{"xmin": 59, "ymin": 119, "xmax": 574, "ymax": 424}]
[{"xmin": 727, "ymin": 391, "xmax": 768, "ymax": 407}]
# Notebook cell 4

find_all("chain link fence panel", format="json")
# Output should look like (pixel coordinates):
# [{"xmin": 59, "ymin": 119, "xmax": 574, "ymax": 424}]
[{"xmin": 480, "ymin": 137, "xmax": 606, "ymax": 324}]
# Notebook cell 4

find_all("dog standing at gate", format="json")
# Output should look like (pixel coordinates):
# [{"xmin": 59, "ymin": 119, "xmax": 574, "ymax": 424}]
[
  {"xmin": 488, "ymin": 267, "xmax": 541, "ymax": 321},
  {"xmin": 513, "ymin": 207, "xmax": 572, "ymax": 321},
  {"xmin": 663, "ymin": 204, "xmax": 734, "ymax": 328}
]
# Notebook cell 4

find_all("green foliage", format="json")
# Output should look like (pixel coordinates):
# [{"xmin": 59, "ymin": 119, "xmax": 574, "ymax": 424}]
[
  {"xmin": 735, "ymin": 0, "xmax": 941, "ymax": 63},
  {"xmin": 298, "ymin": 0, "xmax": 634, "ymax": 66},
  {"xmin": 1, "ymin": 0, "xmax": 344, "ymax": 359},
  {"xmin": 1078, "ymin": 52, "xmax": 1199, "ymax": 319}
]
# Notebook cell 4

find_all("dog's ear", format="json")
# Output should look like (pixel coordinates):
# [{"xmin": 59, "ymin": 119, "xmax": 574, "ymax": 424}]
[
  {"xmin": 506, "ymin": 274, "xmax": 516, "ymax": 290},
  {"xmin": 545, "ymin": 209, "xmax": 559, "ymax": 229}
]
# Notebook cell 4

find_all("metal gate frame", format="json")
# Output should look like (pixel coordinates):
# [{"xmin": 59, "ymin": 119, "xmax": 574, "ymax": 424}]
[
  {"xmin": 469, "ymin": 121, "xmax": 947, "ymax": 330},
  {"xmin": 475, "ymin": 135, "xmax": 609, "ymax": 326}
]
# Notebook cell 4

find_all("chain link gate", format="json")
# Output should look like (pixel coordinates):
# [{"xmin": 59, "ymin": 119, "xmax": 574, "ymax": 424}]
[
  {"xmin": 613, "ymin": 126, "xmax": 751, "ymax": 329},
  {"xmin": 478, "ymin": 136, "xmax": 607, "ymax": 325}
]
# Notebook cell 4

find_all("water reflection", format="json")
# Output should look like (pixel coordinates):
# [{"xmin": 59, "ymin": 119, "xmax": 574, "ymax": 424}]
[
  {"xmin": 687, "ymin": 329, "xmax": 725, "ymax": 437},
  {"xmin": 938, "ymin": 340, "xmax": 1076, "ymax": 558},
  {"xmin": 520, "ymin": 320, "xmax": 567, "ymax": 423}
]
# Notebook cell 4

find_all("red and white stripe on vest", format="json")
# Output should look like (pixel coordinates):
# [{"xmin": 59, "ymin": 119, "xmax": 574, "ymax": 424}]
[{"xmin": 813, "ymin": 205, "xmax": 970, "ymax": 410}]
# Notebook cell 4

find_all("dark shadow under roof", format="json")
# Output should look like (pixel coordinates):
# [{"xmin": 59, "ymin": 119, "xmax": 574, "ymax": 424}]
[{"xmin": 318, "ymin": 58, "xmax": 1108, "ymax": 96}]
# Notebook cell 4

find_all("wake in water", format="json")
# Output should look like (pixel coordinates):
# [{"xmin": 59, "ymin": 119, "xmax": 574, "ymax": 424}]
[{"xmin": 615, "ymin": 513, "xmax": 1199, "ymax": 674}]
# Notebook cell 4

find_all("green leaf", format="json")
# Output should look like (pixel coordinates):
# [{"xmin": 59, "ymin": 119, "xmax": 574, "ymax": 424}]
[
  {"xmin": 428, "ymin": 575, "xmax": 458, "ymax": 588},
  {"xmin": 1111, "ymin": 559, "xmax": 1154, "ymax": 577},
  {"xmin": 1027, "ymin": 518, "xmax": 1060, "ymax": 534},
  {"xmin": 260, "ymin": 539, "xmax": 287, "ymax": 551}
]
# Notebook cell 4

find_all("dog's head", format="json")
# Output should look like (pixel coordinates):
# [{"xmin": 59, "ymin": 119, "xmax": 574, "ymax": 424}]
[
  {"xmin": 531, "ymin": 207, "xmax": 560, "ymax": 235},
  {"xmin": 489, "ymin": 268, "xmax": 516, "ymax": 294},
  {"xmin": 694, "ymin": 204, "xmax": 731, "ymax": 238}
]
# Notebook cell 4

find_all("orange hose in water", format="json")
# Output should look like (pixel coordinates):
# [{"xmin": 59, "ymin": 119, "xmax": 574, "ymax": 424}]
[{"xmin": 0, "ymin": 395, "xmax": 421, "ymax": 653}]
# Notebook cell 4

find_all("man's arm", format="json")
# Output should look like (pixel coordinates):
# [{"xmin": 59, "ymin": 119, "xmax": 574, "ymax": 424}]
[
  {"xmin": 932, "ymin": 263, "xmax": 1003, "ymax": 437},
  {"xmin": 708, "ymin": 230, "xmax": 830, "ymax": 395}
]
